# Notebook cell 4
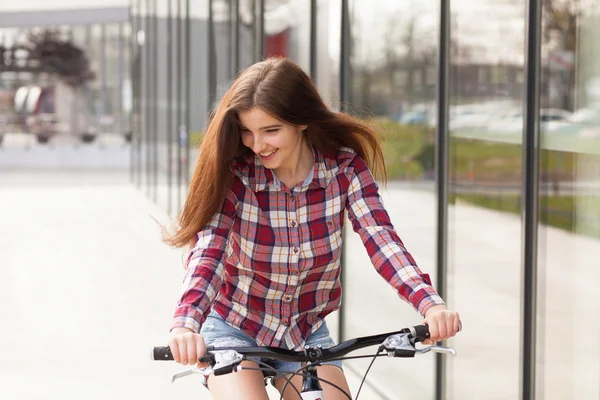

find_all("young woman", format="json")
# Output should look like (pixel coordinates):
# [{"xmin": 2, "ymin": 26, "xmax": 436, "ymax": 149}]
[{"xmin": 166, "ymin": 57, "xmax": 461, "ymax": 400}]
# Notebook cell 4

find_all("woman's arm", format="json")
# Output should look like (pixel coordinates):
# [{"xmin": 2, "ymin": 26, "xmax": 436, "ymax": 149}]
[
  {"xmin": 345, "ymin": 155, "xmax": 445, "ymax": 316},
  {"xmin": 171, "ymin": 189, "xmax": 238, "ymax": 333}
]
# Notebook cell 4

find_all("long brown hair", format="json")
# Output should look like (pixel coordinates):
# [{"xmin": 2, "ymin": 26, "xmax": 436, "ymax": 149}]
[{"xmin": 166, "ymin": 57, "xmax": 387, "ymax": 248}]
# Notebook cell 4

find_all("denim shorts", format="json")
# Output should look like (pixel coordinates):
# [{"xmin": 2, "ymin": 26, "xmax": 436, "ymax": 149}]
[{"xmin": 199, "ymin": 310, "xmax": 343, "ymax": 384}]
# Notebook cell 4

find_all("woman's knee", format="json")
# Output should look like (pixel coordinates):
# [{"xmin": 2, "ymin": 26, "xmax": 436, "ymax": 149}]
[{"xmin": 206, "ymin": 361, "xmax": 269, "ymax": 400}]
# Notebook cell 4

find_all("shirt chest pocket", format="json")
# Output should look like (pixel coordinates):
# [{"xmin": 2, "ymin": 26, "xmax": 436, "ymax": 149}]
[{"xmin": 302, "ymin": 216, "xmax": 343, "ymax": 259}]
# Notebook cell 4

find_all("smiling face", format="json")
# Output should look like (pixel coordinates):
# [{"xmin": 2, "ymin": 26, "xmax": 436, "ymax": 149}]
[{"xmin": 238, "ymin": 107, "xmax": 308, "ymax": 173}]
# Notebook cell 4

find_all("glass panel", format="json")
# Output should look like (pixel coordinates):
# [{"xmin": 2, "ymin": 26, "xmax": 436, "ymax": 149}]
[
  {"xmin": 446, "ymin": 1, "xmax": 525, "ymax": 398},
  {"xmin": 315, "ymin": 0, "xmax": 340, "ymax": 110},
  {"xmin": 133, "ymin": 1, "xmax": 145, "ymax": 187},
  {"xmin": 537, "ymin": 1, "xmax": 600, "ymax": 398},
  {"xmin": 342, "ymin": 1, "xmax": 439, "ymax": 397},
  {"xmin": 156, "ymin": 1, "xmax": 169, "ymax": 212},
  {"xmin": 186, "ymin": 0, "xmax": 209, "ymax": 217},
  {"xmin": 213, "ymin": 0, "xmax": 235, "ymax": 102},
  {"xmin": 178, "ymin": 0, "xmax": 191, "ymax": 206},
  {"xmin": 239, "ymin": 0, "xmax": 258, "ymax": 70},
  {"xmin": 264, "ymin": 0, "xmax": 310, "ymax": 72}
]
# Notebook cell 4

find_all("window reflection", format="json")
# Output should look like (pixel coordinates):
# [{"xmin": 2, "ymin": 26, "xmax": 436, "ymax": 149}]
[
  {"xmin": 447, "ymin": 0, "xmax": 525, "ymax": 398},
  {"xmin": 342, "ymin": 1, "xmax": 439, "ymax": 398},
  {"xmin": 538, "ymin": 0, "xmax": 600, "ymax": 398},
  {"xmin": 315, "ymin": 0, "xmax": 340, "ymax": 109},
  {"xmin": 264, "ymin": 0, "xmax": 310, "ymax": 72}
]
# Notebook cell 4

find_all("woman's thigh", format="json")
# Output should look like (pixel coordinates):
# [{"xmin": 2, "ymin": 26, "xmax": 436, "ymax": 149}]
[
  {"xmin": 274, "ymin": 364, "xmax": 351, "ymax": 400},
  {"xmin": 207, "ymin": 360, "xmax": 270, "ymax": 400}
]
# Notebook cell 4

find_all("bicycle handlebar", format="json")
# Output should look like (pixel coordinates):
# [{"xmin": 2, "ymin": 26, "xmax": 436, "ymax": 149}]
[{"xmin": 152, "ymin": 324, "xmax": 430, "ymax": 363}]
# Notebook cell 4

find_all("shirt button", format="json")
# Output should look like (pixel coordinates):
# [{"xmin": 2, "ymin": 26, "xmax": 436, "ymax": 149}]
[
  {"xmin": 290, "ymin": 221, "xmax": 297, "ymax": 227},
  {"xmin": 283, "ymin": 295, "xmax": 292, "ymax": 302},
  {"xmin": 292, "ymin": 247, "xmax": 299, "ymax": 254},
  {"xmin": 289, "ymin": 195, "xmax": 295, "ymax": 202}
]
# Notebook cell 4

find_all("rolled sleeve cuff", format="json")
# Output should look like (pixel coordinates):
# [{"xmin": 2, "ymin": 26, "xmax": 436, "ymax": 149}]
[
  {"xmin": 410, "ymin": 288, "xmax": 446, "ymax": 317},
  {"xmin": 171, "ymin": 308, "xmax": 206, "ymax": 333}
]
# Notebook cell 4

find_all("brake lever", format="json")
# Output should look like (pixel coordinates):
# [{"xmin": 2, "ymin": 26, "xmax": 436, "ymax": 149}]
[
  {"xmin": 171, "ymin": 350, "xmax": 245, "ymax": 383},
  {"xmin": 415, "ymin": 346, "xmax": 457, "ymax": 356},
  {"xmin": 381, "ymin": 333, "xmax": 457, "ymax": 357},
  {"xmin": 171, "ymin": 367, "xmax": 213, "ymax": 383}
]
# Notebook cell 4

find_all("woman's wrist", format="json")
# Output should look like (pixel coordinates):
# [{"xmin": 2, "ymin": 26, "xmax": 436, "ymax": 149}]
[
  {"xmin": 170, "ymin": 327, "xmax": 195, "ymax": 334},
  {"xmin": 424, "ymin": 304, "xmax": 448, "ymax": 318}
]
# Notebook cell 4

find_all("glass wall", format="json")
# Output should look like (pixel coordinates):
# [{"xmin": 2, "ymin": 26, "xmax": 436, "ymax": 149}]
[
  {"xmin": 131, "ymin": 0, "xmax": 198, "ymax": 218},
  {"xmin": 264, "ymin": 0, "xmax": 310, "ymax": 72},
  {"xmin": 446, "ymin": 1, "xmax": 526, "ymax": 398},
  {"xmin": 537, "ymin": 0, "xmax": 600, "ymax": 398},
  {"xmin": 315, "ymin": 0, "xmax": 340, "ymax": 109},
  {"xmin": 342, "ymin": 1, "xmax": 439, "ymax": 398},
  {"xmin": 131, "ymin": 0, "xmax": 600, "ymax": 398}
]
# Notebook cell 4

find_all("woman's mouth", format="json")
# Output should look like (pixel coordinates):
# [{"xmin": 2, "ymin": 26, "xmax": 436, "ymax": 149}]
[{"xmin": 259, "ymin": 149, "xmax": 278, "ymax": 161}]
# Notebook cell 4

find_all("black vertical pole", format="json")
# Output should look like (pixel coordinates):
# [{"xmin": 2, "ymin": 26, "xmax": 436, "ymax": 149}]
[
  {"xmin": 129, "ymin": 4, "xmax": 136, "ymax": 185},
  {"xmin": 176, "ymin": 0, "xmax": 183, "ymax": 211},
  {"xmin": 167, "ymin": 0, "xmax": 173, "ymax": 215},
  {"xmin": 145, "ymin": 0, "xmax": 151, "ymax": 197},
  {"xmin": 522, "ymin": 0, "xmax": 541, "ymax": 397},
  {"xmin": 152, "ymin": 0, "xmax": 159, "ymax": 202},
  {"xmin": 118, "ymin": 23, "xmax": 124, "ymax": 142},
  {"xmin": 257, "ymin": 0, "xmax": 265, "ymax": 61},
  {"xmin": 208, "ymin": 0, "xmax": 216, "ymax": 110},
  {"xmin": 233, "ymin": 0, "xmax": 240, "ymax": 74},
  {"xmin": 309, "ymin": 0, "xmax": 317, "ymax": 82},
  {"xmin": 338, "ymin": 0, "xmax": 350, "ymax": 344},
  {"xmin": 435, "ymin": 0, "xmax": 450, "ymax": 399}
]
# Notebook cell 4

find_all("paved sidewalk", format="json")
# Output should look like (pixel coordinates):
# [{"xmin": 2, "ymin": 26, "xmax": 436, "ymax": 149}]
[
  {"xmin": 4, "ymin": 169, "xmax": 596, "ymax": 399},
  {"xmin": 0, "ymin": 170, "xmax": 378, "ymax": 400}
]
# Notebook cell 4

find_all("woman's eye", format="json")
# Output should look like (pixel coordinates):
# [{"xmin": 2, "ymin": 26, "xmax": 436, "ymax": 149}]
[{"xmin": 266, "ymin": 128, "xmax": 279, "ymax": 133}]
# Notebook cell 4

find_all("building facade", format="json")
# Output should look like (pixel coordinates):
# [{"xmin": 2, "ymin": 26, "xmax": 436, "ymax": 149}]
[{"xmin": 130, "ymin": 1, "xmax": 600, "ymax": 399}]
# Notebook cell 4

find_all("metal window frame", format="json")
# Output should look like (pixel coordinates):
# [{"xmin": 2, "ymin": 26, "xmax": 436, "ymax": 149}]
[
  {"xmin": 234, "ymin": 0, "xmax": 240, "ymax": 74},
  {"xmin": 176, "ymin": 0, "xmax": 183, "ymax": 210},
  {"xmin": 257, "ymin": 0, "xmax": 265, "ymax": 61},
  {"xmin": 521, "ymin": 0, "xmax": 542, "ymax": 398},
  {"xmin": 167, "ymin": 0, "xmax": 174, "ymax": 215},
  {"xmin": 184, "ymin": 0, "xmax": 191, "ymax": 188},
  {"xmin": 309, "ymin": 0, "xmax": 317, "ymax": 82},
  {"xmin": 435, "ymin": 0, "xmax": 450, "ymax": 398},
  {"xmin": 130, "ymin": 1, "xmax": 138, "ymax": 186},
  {"xmin": 338, "ymin": 0, "xmax": 350, "ymax": 344},
  {"xmin": 152, "ymin": 0, "xmax": 159, "ymax": 202},
  {"xmin": 208, "ymin": 0, "xmax": 216, "ymax": 110},
  {"xmin": 145, "ymin": 0, "xmax": 152, "ymax": 198}
]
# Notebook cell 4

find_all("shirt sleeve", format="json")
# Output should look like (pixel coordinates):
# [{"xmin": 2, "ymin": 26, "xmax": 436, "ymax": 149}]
[
  {"xmin": 171, "ymin": 189, "xmax": 237, "ymax": 332},
  {"xmin": 345, "ymin": 155, "xmax": 445, "ymax": 316}
]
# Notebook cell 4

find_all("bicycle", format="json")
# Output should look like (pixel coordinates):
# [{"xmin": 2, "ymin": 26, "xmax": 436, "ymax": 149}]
[{"xmin": 152, "ymin": 324, "xmax": 456, "ymax": 400}]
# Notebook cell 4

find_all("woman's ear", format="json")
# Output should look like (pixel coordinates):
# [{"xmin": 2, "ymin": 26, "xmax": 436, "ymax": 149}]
[{"xmin": 299, "ymin": 124, "xmax": 308, "ymax": 131}]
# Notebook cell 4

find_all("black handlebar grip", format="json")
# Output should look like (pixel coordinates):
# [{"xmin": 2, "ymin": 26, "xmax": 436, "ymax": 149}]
[
  {"xmin": 152, "ymin": 346, "xmax": 174, "ymax": 361},
  {"xmin": 413, "ymin": 325, "xmax": 430, "ymax": 342}
]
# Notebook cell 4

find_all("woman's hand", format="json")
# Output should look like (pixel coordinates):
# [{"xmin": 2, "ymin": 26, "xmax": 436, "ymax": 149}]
[
  {"xmin": 422, "ymin": 305, "xmax": 461, "ymax": 345},
  {"xmin": 168, "ymin": 327, "xmax": 207, "ymax": 366}
]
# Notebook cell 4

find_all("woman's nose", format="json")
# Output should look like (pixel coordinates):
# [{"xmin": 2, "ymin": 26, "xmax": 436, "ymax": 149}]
[{"xmin": 251, "ymin": 135, "xmax": 265, "ymax": 153}]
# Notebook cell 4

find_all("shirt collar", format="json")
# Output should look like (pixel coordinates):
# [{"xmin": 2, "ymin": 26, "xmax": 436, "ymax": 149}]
[{"xmin": 231, "ymin": 143, "xmax": 337, "ymax": 192}]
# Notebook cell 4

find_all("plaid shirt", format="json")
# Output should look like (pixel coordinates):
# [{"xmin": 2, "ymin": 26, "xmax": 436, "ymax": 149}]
[{"xmin": 172, "ymin": 146, "xmax": 444, "ymax": 350}]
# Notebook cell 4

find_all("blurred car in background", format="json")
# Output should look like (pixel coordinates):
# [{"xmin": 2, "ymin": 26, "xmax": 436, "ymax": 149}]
[
  {"xmin": 485, "ymin": 108, "xmax": 572, "ymax": 134},
  {"xmin": 13, "ymin": 83, "xmax": 100, "ymax": 143},
  {"xmin": 545, "ymin": 107, "xmax": 600, "ymax": 137},
  {"xmin": 14, "ymin": 85, "xmax": 59, "ymax": 143}
]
